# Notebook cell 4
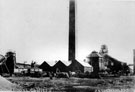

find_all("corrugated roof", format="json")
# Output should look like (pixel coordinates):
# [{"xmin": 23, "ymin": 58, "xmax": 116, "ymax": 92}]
[
  {"xmin": 62, "ymin": 60, "xmax": 71, "ymax": 66},
  {"xmin": 15, "ymin": 63, "xmax": 31, "ymax": 69},
  {"xmin": 77, "ymin": 60, "xmax": 92, "ymax": 67},
  {"xmin": 46, "ymin": 60, "xmax": 71, "ymax": 66}
]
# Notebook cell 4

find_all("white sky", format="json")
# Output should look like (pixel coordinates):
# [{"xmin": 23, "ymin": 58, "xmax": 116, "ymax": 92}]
[{"xmin": 0, "ymin": 0, "xmax": 135, "ymax": 65}]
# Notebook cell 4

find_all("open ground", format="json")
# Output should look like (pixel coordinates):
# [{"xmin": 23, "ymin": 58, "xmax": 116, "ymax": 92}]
[{"xmin": 6, "ymin": 76, "xmax": 135, "ymax": 92}]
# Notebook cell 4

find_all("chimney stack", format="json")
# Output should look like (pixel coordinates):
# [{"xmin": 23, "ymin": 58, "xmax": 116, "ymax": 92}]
[{"xmin": 68, "ymin": 0, "xmax": 76, "ymax": 61}]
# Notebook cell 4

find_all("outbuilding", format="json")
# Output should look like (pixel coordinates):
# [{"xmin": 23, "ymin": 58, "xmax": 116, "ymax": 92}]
[
  {"xmin": 39, "ymin": 61, "xmax": 52, "ymax": 72},
  {"xmin": 68, "ymin": 60, "xmax": 93, "ymax": 73},
  {"xmin": 52, "ymin": 60, "xmax": 69, "ymax": 73}
]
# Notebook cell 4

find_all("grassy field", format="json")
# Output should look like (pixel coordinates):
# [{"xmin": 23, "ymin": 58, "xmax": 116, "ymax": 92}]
[{"xmin": 6, "ymin": 76, "xmax": 135, "ymax": 92}]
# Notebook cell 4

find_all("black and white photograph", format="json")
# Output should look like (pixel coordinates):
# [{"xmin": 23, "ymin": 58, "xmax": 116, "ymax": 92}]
[{"xmin": 0, "ymin": 0, "xmax": 135, "ymax": 92}]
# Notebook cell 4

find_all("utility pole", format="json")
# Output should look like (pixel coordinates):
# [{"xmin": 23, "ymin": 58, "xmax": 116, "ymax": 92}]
[{"xmin": 133, "ymin": 49, "xmax": 135, "ymax": 75}]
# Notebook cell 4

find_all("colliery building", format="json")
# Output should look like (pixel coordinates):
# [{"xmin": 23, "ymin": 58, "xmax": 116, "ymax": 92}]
[
  {"xmin": 87, "ymin": 51, "xmax": 130, "ymax": 77},
  {"xmin": 0, "ymin": 51, "xmax": 16, "ymax": 76},
  {"xmin": 39, "ymin": 60, "xmax": 92, "ymax": 74},
  {"xmin": 0, "ymin": 50, "xmax": 130, "ymax": 78}
]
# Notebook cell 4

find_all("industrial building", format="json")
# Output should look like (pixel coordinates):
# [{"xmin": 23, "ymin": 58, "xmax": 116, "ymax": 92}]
[
  {"xmin": 87, "ymin": 51, "xmax": 130, "ymax": 77},
  {"xmin": 68, "ymin": 60, "xmax": 93, "ymax": 73},
  {"xmin": 39, "ymin": 61, "xmax": 52, "ymax": 72}
]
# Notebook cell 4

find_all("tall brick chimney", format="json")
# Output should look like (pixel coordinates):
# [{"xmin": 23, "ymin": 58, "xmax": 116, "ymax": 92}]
[{"xmin": 68, "ymin": 0, "xmax": 76, "ymax": 61}]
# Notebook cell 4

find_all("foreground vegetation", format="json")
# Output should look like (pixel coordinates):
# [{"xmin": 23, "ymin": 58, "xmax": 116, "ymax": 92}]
[{"xmin": 6, "ymin": 76, "xmax": 135, "ymax": 92}]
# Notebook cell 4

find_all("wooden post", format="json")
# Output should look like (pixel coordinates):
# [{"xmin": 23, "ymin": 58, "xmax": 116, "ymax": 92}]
[{"xmin": 133, "ymin": 49, "xmax": 135, "ymax": 75}]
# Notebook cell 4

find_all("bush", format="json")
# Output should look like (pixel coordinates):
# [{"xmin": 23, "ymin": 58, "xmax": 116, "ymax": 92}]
[{"xmin": 56, "ymin": 72, "xmax": 69, "ymax": 78}]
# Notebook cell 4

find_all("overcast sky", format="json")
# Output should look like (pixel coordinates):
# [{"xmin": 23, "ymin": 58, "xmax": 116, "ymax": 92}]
[{"xmin": 0, "ymin": 0, "xmax": 135, "ymax": 65}]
